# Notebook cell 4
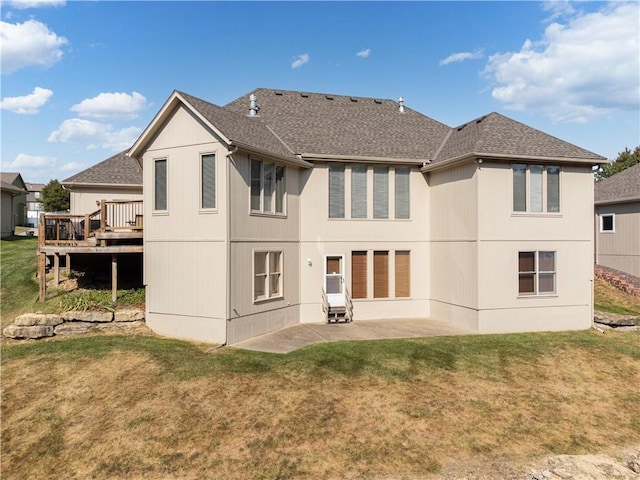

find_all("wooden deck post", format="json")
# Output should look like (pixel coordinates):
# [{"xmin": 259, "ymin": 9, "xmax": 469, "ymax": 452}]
[
  {"xmin": 38, "ymin": 253, "xmax": 46, "ymax": 301},
  {"xmin": 53, "ymin": 253, "xmax": 60, "ymax": 285},
  {"xmin": 111, "ymin": 254, "xmax": 118, "ymax": 302},
  {"xmin": 66, "ymin": 253, "xmax": 71, "ymax": 275}
]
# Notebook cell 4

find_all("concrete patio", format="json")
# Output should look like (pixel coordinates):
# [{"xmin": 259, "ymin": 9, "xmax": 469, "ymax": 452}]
[{"xmin": 231, "ymin": 318, "xmax": 474, "ymax": 354}]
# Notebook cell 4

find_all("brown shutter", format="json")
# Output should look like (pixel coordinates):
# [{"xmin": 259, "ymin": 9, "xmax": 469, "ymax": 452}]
[
  {"xmin": 351, "ymin": 251, "xmax": 367, "ymax": 299},
  {"xmin": 395, "ymin": 251, "xmax": 410, "ymax": 297},
  {"xmin": 374, "ymin": 251, "xmax": 389, "ymax": 298}
]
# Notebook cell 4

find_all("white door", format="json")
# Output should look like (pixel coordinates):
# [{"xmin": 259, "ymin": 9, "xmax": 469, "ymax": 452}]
[{"xmin": 325, "ymin": 254, "xmax": 345, "ymax": 307}]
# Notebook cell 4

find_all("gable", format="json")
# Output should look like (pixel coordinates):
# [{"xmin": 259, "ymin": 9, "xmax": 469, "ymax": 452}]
[{"xmin": 145, "ymin": 103, "xmax": 222, "ymax": 152}]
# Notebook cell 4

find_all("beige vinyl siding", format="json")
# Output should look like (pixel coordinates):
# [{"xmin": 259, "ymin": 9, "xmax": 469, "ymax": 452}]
[
  {"xmin": 596, "ymin": 202, "xmax": 640, "ymax": 277},
  {"xmin": 68, "ymin": 186, "xmax": 142, "ymax": 216}
]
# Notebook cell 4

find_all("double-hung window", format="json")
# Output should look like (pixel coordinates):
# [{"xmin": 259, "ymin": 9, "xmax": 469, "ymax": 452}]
[
  {"xmin": 254, "ymin": 250, "xmax": 283, "ymax": 301},
  {"xmin": 251, "ymin": 159, "xmax": 285, "ymax": 215},
  {"xmin": 154, "ymin": 158, "xmax": 167, "ymax": 212},
  {"xmin": 518, "ymin": 251, "xmax": 556, "ymax": 296},
  {"xmin": 513, "ymin": 165, "xmax": 560, "ymax": 213},
  {"xmin": 200, "ymin": 153, "xmax": 216, "ymax": 210}
]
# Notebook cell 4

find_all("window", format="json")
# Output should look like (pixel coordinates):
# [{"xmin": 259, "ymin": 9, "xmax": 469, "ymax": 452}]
[
  {"xmin": 373, "ymin": 166, "xmax": 389, "ymax": 219},
  {"xmin": 373, "ymin": 251, "xmax": 389, "ymax": 298},
  {"xmin": 328, "ymin": 164, "xmax": 345, "ymax": 218},
  {"xmin": 201, "ymin": 153, "xmax": 216, "ymax": 209},
  {"xmin": 251, "ymin": 159, "xmax": 285, "ymax": 215},
  {"xmin": 395, "ymin": 251, "xmax": 410, "ymax": 297},
  {"xmin": 351, "ymin": 251, "xmax": 368, "ymax": 299},
  {"xmin": 600, "ymin": 214, "xmax": 615, "ymax": 232},
  {"xmin": 154, "ymin": 158, "xmax": 167, "ymax": 211},
  {"xmin": 254, "ymin": 250, "xmax": 282, "ymax": 301},
  {"xmin": 395, "ymin": 168, "xmax": 410, "ymax": 219},
  {"xmin": 351, "ymin": 165, "xmax": 367, "ymax": 219},
  {"xmin": 518, "ymin": 251, "xmax": 556, "ymax": 296},
  {"xmin": 513, "ymin": 165, "xmax": 560, "ymax": 213}
]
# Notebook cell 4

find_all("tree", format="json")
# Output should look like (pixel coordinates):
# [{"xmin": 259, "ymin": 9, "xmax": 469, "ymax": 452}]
[
  {"xmin": 595, "ymin": 146, "xmax": 640, "ymax": 181},
  {"xmin": 41, "ymin": 179, "xmax": 70, "ymax": 212}
]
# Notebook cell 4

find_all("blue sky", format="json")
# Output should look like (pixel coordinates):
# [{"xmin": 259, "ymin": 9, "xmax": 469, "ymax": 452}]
[{"xmin": 1, "ymin": 0, "xmax": 639, "ymax": 184}]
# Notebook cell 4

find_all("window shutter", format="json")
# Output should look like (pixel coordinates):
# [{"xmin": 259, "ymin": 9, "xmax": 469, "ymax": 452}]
[
  {"xmin": 546, "ymin": 166, "xmax": 560, "ymax": 212},
  {"xmin": 250, "ymin": 159, "xmax": 261, "ymax": 211},
  {"xmin": 395, "ymin": 251, "xmax": 410, "ymax": 297},
  {"xmin": 373, "ymin": 166, "xmax": 389, "ymax": 219},
  {"xmin": 512, "ymin": 165, "xmax": 526, "ymax": 212},
  {"xmin": 373, "ymin": 251, "xmax": 389, "ymax": 298},
  {"xmin": 351, "ymin": 251, "xmax": 367, "ymax": 299},
  {"xmin": 395, "ymin": 168, "xmax": 410, "ymax": 219},
  {"xmin": 201, "ymin": 154, "xmax": 216, "ymax": 209},
  {"xmin": 154, "ymin": 159, "xmax": 167, "ymax": 211},
  {"xmin": 329, "ymin": 164, "xmax": 345, "ymax": 218},
  {"xmin": 530, "ymin": 165, "xmax": 543, "ymax": 212},
  {"xmin": 351, "ymin": 165, "xmax": 367, "ymax": 218}
]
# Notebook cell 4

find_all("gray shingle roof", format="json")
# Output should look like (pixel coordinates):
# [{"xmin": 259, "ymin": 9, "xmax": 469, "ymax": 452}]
[
  {"xmin": 0, "ymin": 180, "xmax": 26, "ymax": 194},
  {"xmin": 63, "ymin": 151, "xmax": 142, "ymax": 186},
  {"xmin": 1, "ymin": 172, "xmax": 25, "ymax": 188},
  {"xmin": 434, "ymin": 113, "xmax": 605, "ymax": 163},
  {"xmin": 595, "ymin": 162, "xmax": 640, "ymax": 203},
  {"xmin": 224, "ymin": 88, "xmax": 450, "ymax": 161}
]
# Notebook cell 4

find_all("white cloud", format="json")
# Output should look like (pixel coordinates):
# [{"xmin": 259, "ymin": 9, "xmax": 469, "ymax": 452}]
[
  {"xmin": 356, "ymin": 48, "xmax": 371, "ymax": 59},
  {"xmin": 70, "ymin": 91, "xmax": 148, "ymax": 120},
  {"xmin": 0, "ymin": 19, "xmax": 67, "ymax": 74},
  {"xmin": 48, "ymin": 118, "xmax": 141, "ymax": 151},
  {"xmin": 6, "ymin": 153, "xmax": 55, "ymax": 168},
  {"xmin": 485, "ymin": 2, "xmax": 639, "ymax": 123},
  {"xmin": 8, "ymin": 0, "xmax": 66, "ymax": 9},
  {"xmin": 439, "ymin": 50, "xmax": 483, "ymax": 66},
  {"xmin": 60, "ymin": 161, "xmax": 84, "ymax": 172},
  {"xmin": 542, "ymin": 0, "xmax": 576, "ymax": 22},
  {"xmin": 291, "ymin": 53, "xmax": 309, "ymax": 69},
  {"xmin": 0, "ymin": 87, "xmax": 52, "ymax": 114}
]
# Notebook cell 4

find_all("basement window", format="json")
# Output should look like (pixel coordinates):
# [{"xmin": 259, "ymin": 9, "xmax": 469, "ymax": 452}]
[{"xmin": 600, "ymin": 214, "xmax": 615, "ymax": 232}]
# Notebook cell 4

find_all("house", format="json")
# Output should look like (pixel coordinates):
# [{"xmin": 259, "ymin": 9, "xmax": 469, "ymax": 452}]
[
  {"xmin": 62, "ymin": 150, "xmax": 143, "ymax": 215},
  {"xmin": 128, "ymin": 88, "xmax": 605, "ymax": 345},
  {"xmin": 594, "ymin": 162, "xmax": 640, "ymax": 277},
  {"xmin": 0, "ymin": 172, "xmax": 27, "ymax": 235},
  {"xmin": 25, "ymin": 183, "xmax": 45, "ymax": 227}
]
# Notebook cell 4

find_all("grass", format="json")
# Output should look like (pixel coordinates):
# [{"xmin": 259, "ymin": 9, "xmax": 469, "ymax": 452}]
[
  {"xmin": 2, "ymin": 330, "xmax": 639, "ymax": 479},
  {"xmin": 1, "ymin": 236, "xmax": 144, "ymax": 329},
  {"xmin": 594, "ymin": 277, "xmax": 640, "ymax": 315}
]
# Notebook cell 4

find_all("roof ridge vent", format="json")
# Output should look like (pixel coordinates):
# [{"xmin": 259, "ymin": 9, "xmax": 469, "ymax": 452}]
[
  {"xmin": 325, "ymin": 95, "xmax": 334, "ymax": 100},
  {"xmin": 249, "ymin": 94, "xmax": 260, "ymax": 117},
  {"xmin": 374, "ymin": 99, "xmax": 382, "ymax": 104}
]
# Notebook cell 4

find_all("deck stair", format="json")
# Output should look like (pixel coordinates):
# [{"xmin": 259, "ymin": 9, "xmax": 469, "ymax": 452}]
[{"xmin": 322, "ymin": 287, "xmax": 354, "ymax": 324}]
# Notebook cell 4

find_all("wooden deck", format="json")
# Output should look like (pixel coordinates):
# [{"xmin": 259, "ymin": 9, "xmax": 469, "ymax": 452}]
[{"xmin": 37, "ymin": 200, "xmax": 144, "ymax": 301}]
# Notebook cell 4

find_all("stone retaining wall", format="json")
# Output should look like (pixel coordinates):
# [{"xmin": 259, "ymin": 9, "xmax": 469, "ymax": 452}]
[
  {"xmin": 3, "ymin": 310, "xmax": 145, "ymax": 340},
  {"xmin": 595, "ymin": 264, "xmax": 640, "ymax": 297}
]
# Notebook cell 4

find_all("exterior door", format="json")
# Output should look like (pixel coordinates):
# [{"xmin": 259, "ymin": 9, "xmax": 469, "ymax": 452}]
[{"xmin": 325, "ymin": 254, "xmax": 345, "ymax": 307}]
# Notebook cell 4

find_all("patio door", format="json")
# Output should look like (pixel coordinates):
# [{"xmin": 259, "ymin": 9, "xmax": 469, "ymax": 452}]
[{"xmin": 325, "ymin": 254, "xmax": 345, "ymax": 307}]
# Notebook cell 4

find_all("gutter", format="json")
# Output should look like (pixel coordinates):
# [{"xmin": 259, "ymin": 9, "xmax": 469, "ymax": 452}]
[
  {"xmin": 62, "ymin": 182, "xmax": 143, "ymax": 189},
  {"xmin": 231, "ymin": 141, "xmax": 313, "ymax": 168},
  {"xmin": 595, "ymin": 196, "xmax": 640, "ymax": 206},
  {"xmin": 299, "ymin": 153, "xmax": 429, "ymax": 165}
]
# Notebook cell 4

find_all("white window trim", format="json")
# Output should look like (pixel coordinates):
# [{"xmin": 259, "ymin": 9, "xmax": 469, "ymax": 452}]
[
  {"xmin": 517, "ymin": 250, "xmax": 557, "ymax": 297},
  {"xmin": 250, "ymin": 157, "xmax": 287, "ymax": 217},
  {"xmin": 253, "ymin": 249, "xmax": 284, "ymax": 303},
  {"xmin": 152, "ymin": 157, "xmax": 169, "ymax": 214},
  {"xmin": 600, "ymin": 214, "xmax": 615, "ymax": 233},
  {"xmin": 199, "ymin": 152, "xmax": 218, "ymax": 213},
  {"xmin": 512, "ymin": 164, "xmax": 562, "ymax": 215}
]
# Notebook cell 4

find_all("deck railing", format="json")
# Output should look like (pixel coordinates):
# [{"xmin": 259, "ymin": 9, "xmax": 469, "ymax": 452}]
[{"xmin": 39, "ymin": 200, "xmax": 143, "ymax": 247}]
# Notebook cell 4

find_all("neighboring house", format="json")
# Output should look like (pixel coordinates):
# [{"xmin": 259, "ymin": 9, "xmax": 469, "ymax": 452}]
[
  {"xmin": 594, "ymin": 162, "xmax": 640, "ymax": 277},
  {"xmin": 62, "ymin": 150, "xmax": 143, "ymax": 215},
  {"xmin": 128, "ymin": 88, "xmax": 605, "ymax": 345},
  {"xmin": 0, "ymin": 172, "xmax": 27, "ymax": 231},
  {"xmin": 25, "ymin": 183, "xmax": 45, "ymax": 227}
]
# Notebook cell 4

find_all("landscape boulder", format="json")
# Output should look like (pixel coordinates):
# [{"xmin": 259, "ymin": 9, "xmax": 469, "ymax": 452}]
[
  {"xmin": 14, "ymin": 313, "xmax": 62, "ymax": 327},
  {"xmin": 61, "ymin": 311, "xmax": 113, "ymax": 322},
  {"xmin": 114, "ymin": 309, "xmax": 144, "ymax": 322},
  {"xmin": 54, "ymin": 322, "xmax": 95, "ymax": 336},
  {"xmin": 594, "ymin": 311, "xmax": 638, "ymax": 327},
  {"xmin": 3, "ymin": 325, "xmax": 54, "ymax": 339}
]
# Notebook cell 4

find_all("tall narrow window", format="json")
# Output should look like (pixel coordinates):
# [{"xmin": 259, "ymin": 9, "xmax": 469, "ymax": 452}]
[
  {"xmin": 275, "ymin": 165, "xmax": 285, "ymax": 214},
  {"xmin": 351, "ymin": 165, "xmax": 367, "ymax": 219},
  {"xmin": 530, "ymin": 165, "xmax": 543, "ymax": 212},
  {"xmin": 254, "ymin": 252, "xmax": 267, "ymax": 299},
  {"xmin": 329, "ymin": 164, "xmax": 345, "ymax": 218},
  {"xmin": 269, "ymin": 251, "xmax": 282, "ymax": 297},
  {"xmin": 250, "ymin": 159, "xmax": 261, "ymax": 211},
  {"xmin": 351, "ymin": 251, "xmax": 368, "ymax": 299},
  {"xmin": 513, "ymin": 164, "xmax": 526, "ymax": 212},
  {"xmin": 546, "ymin": 166, "xmax": 560, "ymax": 212},
  {"xmin": 373, "ymin": 251, "xmax": 389, "ymax": 298},
  {"xmin": 538, "ymin": 251, "xmax": 556, "ymax": 294},
  {"xmin": 373, "ymin": 166, "xmax": 389, "ymax": 219},
  {"xmin": 154, "ymin": 158, "xmax": 167, "ymax": 211},
  {"xmin": 263, "ymin": 162, "xmax": 274, "ymax": 212},
  {"xmin": 201, "ymin": 154, "xmax": 216, "ymax": 209},
  {"xmin": 395, "ymin": 251, "xmax": 410, "ymax": 297},
  {"xmin": 395, "ymin": 168, "xmax": 410, "ymax": 219}
]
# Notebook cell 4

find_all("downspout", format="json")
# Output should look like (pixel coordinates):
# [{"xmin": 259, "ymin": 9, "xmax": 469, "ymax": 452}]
[{"xmin": 223, "ymin": 145, "xmax": 237, "ymax": 347}]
